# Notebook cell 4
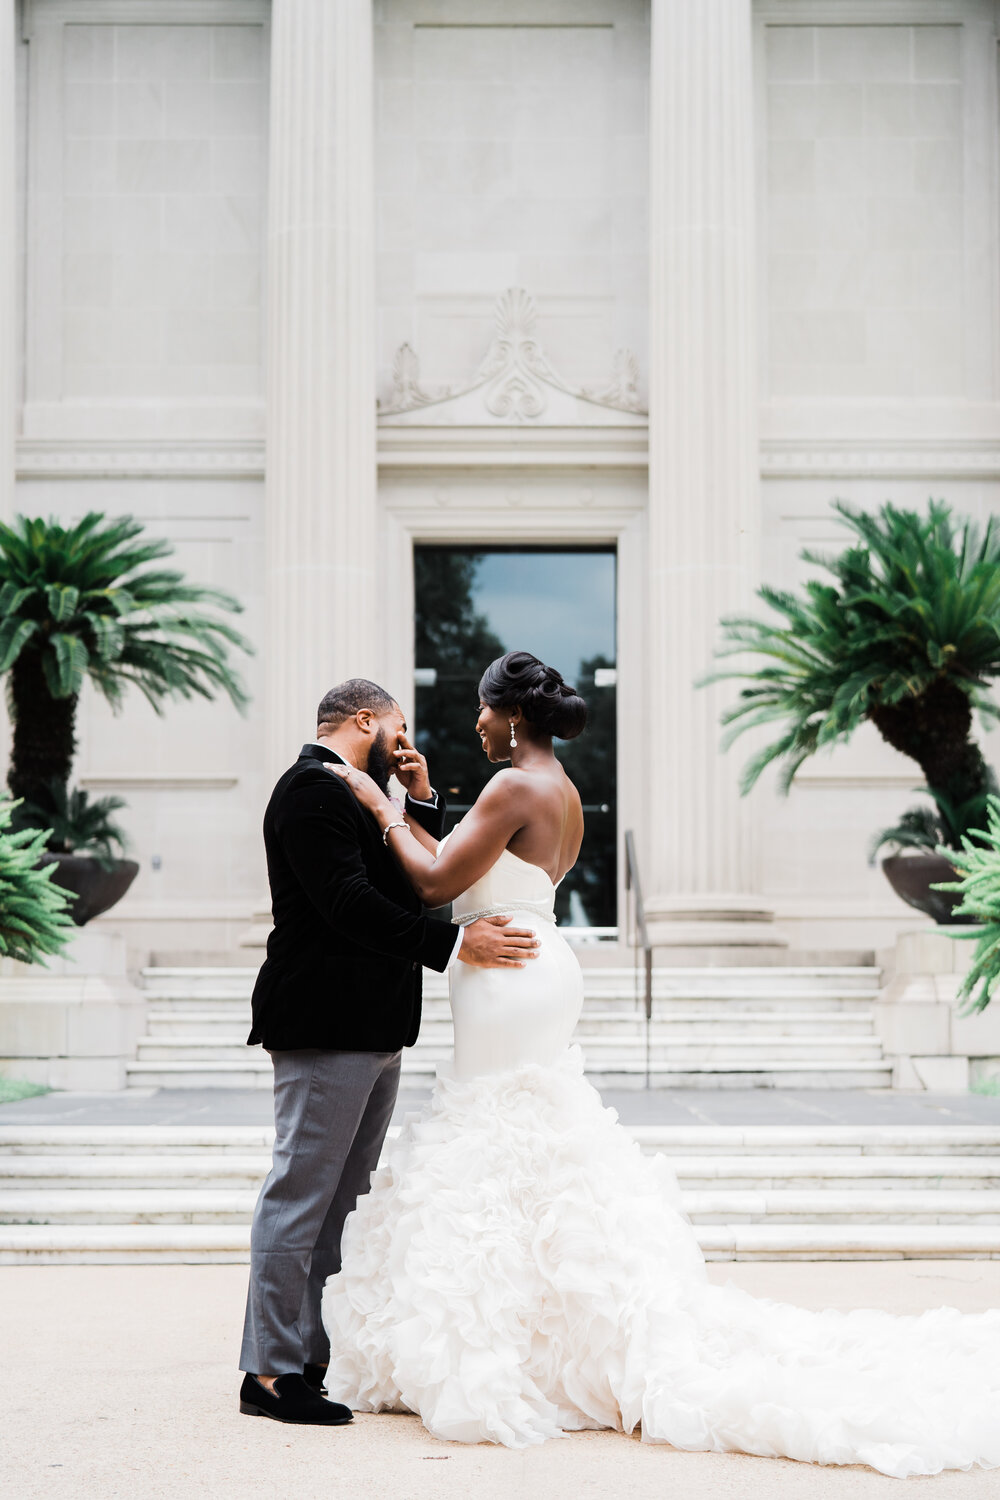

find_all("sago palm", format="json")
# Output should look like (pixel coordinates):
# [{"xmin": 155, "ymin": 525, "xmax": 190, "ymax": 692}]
[
  {"xmin": 706, "ymin": 500, "xmax": 1000, "ymax": 843},
  {"xmin": 0, "ymin": 513, "xmax": 252, "ymax": 810}
]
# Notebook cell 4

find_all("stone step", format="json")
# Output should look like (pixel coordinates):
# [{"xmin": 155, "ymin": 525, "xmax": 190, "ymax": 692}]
[
  {"xmin": 522, "ymin": 1010, "xmax": 878, "ymax": 1035},
  {"xmin": 685, "ymin": 1190, "xmax": 1000, "ymax": 1225},
  {"xmin": 126, "ymin": 1060, "xmax": 275, "ymax": 1090},
  {"xmin": 609, "ymin": 1034, "xmax": 887, "ymax": 1059},
  {"xmin": 662, "ymin": 1156, "xmax": 1000, "ymax": 1189},
  {"xmin": 697, "ymin": 1225, "xmax": 1000, "ymax": 1261},
  {"xmin": 6, "ymin": 1124, "xmax": 1000, "ymax": 1157},
  {"xmin": 140, "ymin": 968, "xmax": 258, "ymax": 999},
  {"xmin": 0, "ymin": 1156, "xmax": 273, "ymax": 1190},
  {"xmin": 3, "ymin": 1185, "xmax": 999, "ymax": 1230},
  {"xmin": 1, "ymin": 1221, "xmax": 994, "ymax": 1265},
  {"xmin": 124, "ymin": 1056, "xmax": 895, "ymax": 1090},
  {"xmin": 0, "ymin": 1188, "xmax": 262, "ymax": 1223},
  {"xmin": 424, "ymin": 967, "xmax": 883, "ymax": 999},
  {"xmin": 142, "ymin": 975, "xmax": 882, "ymax": 992},
  {"xmin": 437, "ymin": 989, "xmax": 884, "ymax": 1012},
  {"xmin": 621, "ymin": 1126, "xmax": 1000, "ymax": 1158},
  {"xmin": 144, "ymin": 994, "xmax": 881, "ymax": 1023},
  {"xmin": 561, "ymin": 1062, "xmax": 894, "ymax": 1090},
  {"xmin": 136, "ymin": 1039, "xmax": 262, "ymax": 1062},
  {"xmin": 144, "ymin": 1008, "xmax": 879, "ymax": 1039},
  {"xmin": 0, "ymin": 1224, "xmax": 259, "ymax": 1265},
  {"xmin": 420, "ymin": 1035, "xmax": 884, "ymax": 1059},
  {"xmin": 146, "ymin": 1012, "xmax": 255, "ymax": 1035},
  {"xmin": 0, "ymin": 1125, "xmax": 280, "ymax": 1156},
  {"xmin": 4, "ymin": 1153, "xmax": 999, "ymax": 1192},
  {"xmin": 401, "ymin": 1044, "xmax": 888, "ymax": 1067},
  {"xmin": 134, "ymin": 1034, "xmax": 885, "ymax": 1066},
  {"xmin": 141, "ymin": 965, "xmax": 882, "ymax": 1005}
]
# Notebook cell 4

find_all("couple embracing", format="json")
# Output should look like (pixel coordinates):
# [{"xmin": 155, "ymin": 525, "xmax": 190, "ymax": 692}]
[{"xmin": 238, "ymin": 651, "xmax": 999, "ymax": 1478}]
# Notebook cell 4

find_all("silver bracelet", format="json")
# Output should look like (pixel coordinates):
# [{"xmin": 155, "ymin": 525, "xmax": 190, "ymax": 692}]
[{"xmin": 382, "ymin": 820, "xmax": 408, "ymax": 845}]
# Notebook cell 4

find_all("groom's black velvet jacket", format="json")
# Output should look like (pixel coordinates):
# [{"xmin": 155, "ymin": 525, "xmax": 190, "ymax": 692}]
[{"xmin": 248, "ymin": 743, "xmax": 457, "ymax": 1052}]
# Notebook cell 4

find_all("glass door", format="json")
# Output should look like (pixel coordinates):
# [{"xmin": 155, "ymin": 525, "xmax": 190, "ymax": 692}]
[{"xmin": 413, "ymin": 545, "xmax": 617, "ymax": 929}]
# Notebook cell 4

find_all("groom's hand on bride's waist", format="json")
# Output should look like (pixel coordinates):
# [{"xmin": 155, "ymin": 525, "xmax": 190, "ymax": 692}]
[{"xmin": 458, "ymin": 915, "xmax": 541, "ymax": 968}]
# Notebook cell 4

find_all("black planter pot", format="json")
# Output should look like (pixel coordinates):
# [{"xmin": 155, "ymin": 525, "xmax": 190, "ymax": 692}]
[
  {"xmin": 881, "ymin": 852, "xmax": 977, "ymax": 926},
  {"xmin": 40, "ymin": 854, "xmax": 139, "ymax": 926}
]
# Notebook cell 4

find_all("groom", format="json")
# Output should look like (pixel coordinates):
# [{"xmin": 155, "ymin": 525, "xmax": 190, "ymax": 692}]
[{"xmin": 238, "ymin": 678, "xmax": 540, "ymax": 1425}]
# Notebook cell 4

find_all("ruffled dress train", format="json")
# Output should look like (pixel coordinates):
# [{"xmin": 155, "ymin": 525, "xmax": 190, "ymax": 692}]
[{"xmin": 323, "ymin": 851, "xmax": 1000, "ymax": 1477}]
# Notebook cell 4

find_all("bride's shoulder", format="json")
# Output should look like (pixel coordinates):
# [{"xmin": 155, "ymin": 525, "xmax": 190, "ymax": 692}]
[
  {"xmin": 477, "ymin": 766, "xmax": 542, "ymax": 804},
  {"xmin": 478, "ymin": 767, "xmax": 523, "ymax": 801},
  {"xmin": 478, "ymin": 767, "xmax": 545, "ymax": 808}
]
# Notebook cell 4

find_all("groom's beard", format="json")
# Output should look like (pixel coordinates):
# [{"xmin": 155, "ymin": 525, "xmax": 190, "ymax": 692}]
[{"xmin": 364, "ymin": 727, "xmax": 394, "ymax": 795}]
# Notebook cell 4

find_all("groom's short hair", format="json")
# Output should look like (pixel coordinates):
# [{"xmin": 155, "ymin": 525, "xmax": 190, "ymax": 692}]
[{"xmin": 317, "ymin": 679, "xmax": 397, "ymax": 729}]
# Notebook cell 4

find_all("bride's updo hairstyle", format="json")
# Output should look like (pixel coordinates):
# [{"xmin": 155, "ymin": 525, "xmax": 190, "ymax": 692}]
[{"xmin": 479, "ymin": 651, "xmax": 587, "ymax": 741}]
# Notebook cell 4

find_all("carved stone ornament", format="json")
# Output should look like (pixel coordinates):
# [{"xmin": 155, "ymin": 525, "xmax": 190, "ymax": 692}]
[{"xmin": 378, "ymin": 288, "xmax": 647, "ymax": 424}]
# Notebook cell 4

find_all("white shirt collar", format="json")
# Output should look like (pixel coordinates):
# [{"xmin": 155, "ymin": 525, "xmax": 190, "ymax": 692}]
[{"xmin": 307, "ymin": 742, "xmax": 349, "ymax": 765}]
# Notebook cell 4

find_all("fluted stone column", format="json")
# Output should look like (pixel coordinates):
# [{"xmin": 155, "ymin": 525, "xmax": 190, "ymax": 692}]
[
  {"xmin": 264, "ymin": 0, "xmax": 379, "ymax": 776},
  {"xmin": 645, "ymin": 0, "xmax": 779, "ymax": 947},
  {"xmin": 0, "ymin": 0, "xmax": 16, "ymax": 523}
]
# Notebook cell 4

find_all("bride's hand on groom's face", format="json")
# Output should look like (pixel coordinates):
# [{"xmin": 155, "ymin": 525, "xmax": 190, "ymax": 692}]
[{"xmin": 327, "ymin": 763, "xmax": 386, "ymax": 811}]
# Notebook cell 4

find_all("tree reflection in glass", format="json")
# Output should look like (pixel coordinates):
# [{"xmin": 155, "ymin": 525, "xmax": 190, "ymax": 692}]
[{"xmin": 414, "ymin": 547, "xmax": 617, "ymax": 928}]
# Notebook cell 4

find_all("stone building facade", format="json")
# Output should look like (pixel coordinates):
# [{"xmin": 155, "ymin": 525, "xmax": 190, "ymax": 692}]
[{"xmin": 2, "ymin": 0, "xmax": 999, "ymax": 960}]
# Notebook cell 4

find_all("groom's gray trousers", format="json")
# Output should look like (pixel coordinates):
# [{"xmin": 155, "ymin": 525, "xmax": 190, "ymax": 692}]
[{"xmin": 240, "ymin": 1046, "xmax": 401, "ymax": 1376}]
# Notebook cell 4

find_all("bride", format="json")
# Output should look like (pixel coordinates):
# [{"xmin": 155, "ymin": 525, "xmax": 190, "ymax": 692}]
[{"xmin": 323, "ymin": 650, "xmax": 1000, "ymax": 1478}]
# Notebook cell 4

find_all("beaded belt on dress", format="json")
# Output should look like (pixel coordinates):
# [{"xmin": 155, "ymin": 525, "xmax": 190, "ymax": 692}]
[{"xmin": 453, "ymin": 900, "xmax": 556, "ymax": 927}]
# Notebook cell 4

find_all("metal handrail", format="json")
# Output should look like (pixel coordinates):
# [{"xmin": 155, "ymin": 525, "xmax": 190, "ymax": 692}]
[{"xmin": 623, "ymin": 830, "xmax": 653, "ymax": 1088}]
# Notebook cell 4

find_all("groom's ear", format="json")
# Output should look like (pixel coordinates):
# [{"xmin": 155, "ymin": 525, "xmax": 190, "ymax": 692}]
[{"xmin": 355, "ymin": 709, "xmax": 375, "ymax": 734}]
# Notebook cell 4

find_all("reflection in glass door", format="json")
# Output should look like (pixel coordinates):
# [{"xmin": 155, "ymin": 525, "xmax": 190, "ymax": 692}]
[{"xmin": 413, "ymin": 546, "xmax": 617, "ymax": 928}]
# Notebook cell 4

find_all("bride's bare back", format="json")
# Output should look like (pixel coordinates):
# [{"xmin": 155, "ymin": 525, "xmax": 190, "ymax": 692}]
[{"xmin": 499, "ymin": 762, "xmax": 583, "ymax": 886}]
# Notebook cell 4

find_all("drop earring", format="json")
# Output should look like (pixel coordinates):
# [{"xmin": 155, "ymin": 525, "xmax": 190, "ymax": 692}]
[{"xmin": 509, "ymin": 720, "xmax": 518, "ymax": 749}]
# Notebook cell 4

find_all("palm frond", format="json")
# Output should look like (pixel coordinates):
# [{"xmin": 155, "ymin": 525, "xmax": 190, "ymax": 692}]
[
  {"xmin": 0, "ymin": 799, "xmax": 73, "ymax": 964},
  {"xmin": 708, "ymin": 499, "xmax": 1000, "ymax": 794},
  {"xmin": 0, "ymin": 511, "xmax": 253, "ymax": 711},
  {"xmin": 868, "ymin": 804, "xmax": 944, "ymax": 863},
  {"xmin": 12, "ymin": 781, "xmax": 129, "ymax": 868}
]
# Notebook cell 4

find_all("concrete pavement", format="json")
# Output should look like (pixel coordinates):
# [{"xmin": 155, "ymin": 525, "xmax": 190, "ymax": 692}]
[{"xmin": 4, "ymin": 1260, "xmax": 999, "ymax": 1500}]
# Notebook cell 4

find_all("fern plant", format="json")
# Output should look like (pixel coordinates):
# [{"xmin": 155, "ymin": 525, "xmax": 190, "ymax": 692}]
[
  {"xmin": 0, "ymin": 799, "xmax": 73, "ymax": 964},
  {"xmin": 706, "ymin": 500, "xmax": 1000, "ymax": 822},
  {"xmin": 0, "ymin": 512, "xmax": 252, "ymax": 819},
  {"xmin": 934, "ymin": 796, "xmax": 1000, "ymax": 1013}
]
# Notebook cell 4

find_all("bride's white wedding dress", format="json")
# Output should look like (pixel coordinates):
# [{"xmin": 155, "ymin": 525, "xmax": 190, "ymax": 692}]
[{"xmin": 323, "ymin": 848, "xmax": 1000, "ymax": 1476}]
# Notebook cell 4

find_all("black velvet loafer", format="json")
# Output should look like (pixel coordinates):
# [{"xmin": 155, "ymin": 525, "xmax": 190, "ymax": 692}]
[
  {"xmin": 303, "ymin": 1362, "xmax": 329, "ymax": 1395},
  {"xmin": 239, "ymin": 1372, "xmax": 352, "ymax": 1425}
]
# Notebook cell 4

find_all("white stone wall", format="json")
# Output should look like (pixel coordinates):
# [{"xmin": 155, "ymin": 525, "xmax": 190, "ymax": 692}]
[
  {"xmin": 59, "ymin": 21, "xmax": 265, "ymax": 406},
  {"xmin": 20, "ymin": 2, "xmax": 267, "ymax": 439},
  {"xmin": 374, "ymin": 0, "xmax": 649, "ymax": 405},
  {"xmin": 766, "ymin": 23, "xmax": 965, "ymax": 400},
  {"xmin": 13, "ymin": 2, "xmax": 27, "ymax": 438}
]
